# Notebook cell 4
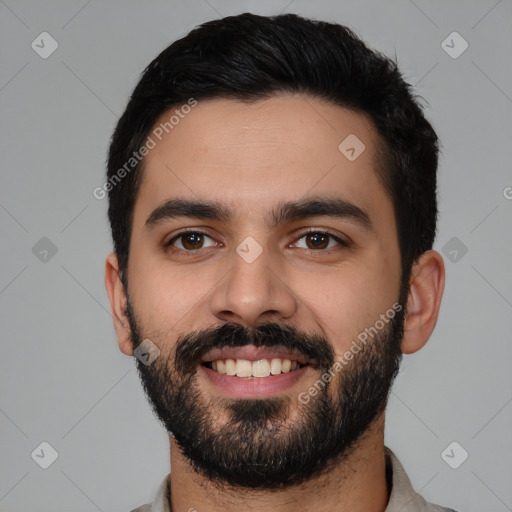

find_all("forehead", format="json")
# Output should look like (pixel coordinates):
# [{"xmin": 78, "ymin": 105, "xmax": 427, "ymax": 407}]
[{"xmin": 133, "ymin": 93, "xmax": 392, "ymax": 229}]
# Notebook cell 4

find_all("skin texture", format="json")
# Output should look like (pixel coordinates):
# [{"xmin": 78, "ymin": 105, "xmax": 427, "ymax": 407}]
[{"xmin": 105, "ymin": 93, "xmax": 445, "ymax": 512}]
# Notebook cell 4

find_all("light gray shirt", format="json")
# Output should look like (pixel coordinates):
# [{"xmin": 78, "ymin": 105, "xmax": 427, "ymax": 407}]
[{"xmin": 130, "ymin": 447, "xmax": 457, "ymax": 512}]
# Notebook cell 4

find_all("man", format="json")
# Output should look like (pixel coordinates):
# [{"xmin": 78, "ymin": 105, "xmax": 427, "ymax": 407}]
[{"xmin": 104, "ymin": 12, "xmax": 455, "ymax": 512}]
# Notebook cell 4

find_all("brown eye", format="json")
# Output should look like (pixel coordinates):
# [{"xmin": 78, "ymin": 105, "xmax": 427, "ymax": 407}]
[
  {"xmin": 294, "ymin": 231, "xmax": 346, "ymax": 251},
  {"xmin": 305, "ymin": 232, "xmax": 330, "ymax": 250},
  {"xmin": 166, "ymin": 231, "xmax": 216, "ymax": 251},
  {"xmin": 180, "ymin": 233, "xmax": 204, "ymax": 250}
]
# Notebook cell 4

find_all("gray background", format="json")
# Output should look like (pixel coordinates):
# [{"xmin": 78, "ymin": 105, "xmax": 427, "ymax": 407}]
[{"xmin": 1, "ymin": 1, "xmax": 511, "ymax": 511}]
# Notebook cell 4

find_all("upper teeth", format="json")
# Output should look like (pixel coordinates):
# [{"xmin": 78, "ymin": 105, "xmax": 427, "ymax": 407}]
[{"xmin": 209, "ymin": 358, "xmax": 301, "ymax": 378}]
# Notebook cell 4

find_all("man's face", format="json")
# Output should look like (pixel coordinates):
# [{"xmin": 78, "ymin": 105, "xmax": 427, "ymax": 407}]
[{"xmin": 123, "ymin": 93, "xmax": 404, "ymax": 488}]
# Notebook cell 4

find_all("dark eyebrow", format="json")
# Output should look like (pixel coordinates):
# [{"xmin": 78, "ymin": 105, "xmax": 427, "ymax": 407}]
[
  {"xmin": 145, "ymin": 199, "xmax": 231, "ymax": 229},
  {"xmin": 268, "ymin": 197, "xmax": 372, "ymax": 231},
  {"xmin": 144, "ymin": 197, "xmax": 373, "ymax": 231}
]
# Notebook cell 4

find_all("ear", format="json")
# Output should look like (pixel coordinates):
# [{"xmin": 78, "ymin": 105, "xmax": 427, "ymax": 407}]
[
  {"xmin": 401, "ymin": 250, "xmax": 445, "ymax": 355},
  {"xmin": 105, "ymin": 253, "xmax": 134, "ymax": 356}
]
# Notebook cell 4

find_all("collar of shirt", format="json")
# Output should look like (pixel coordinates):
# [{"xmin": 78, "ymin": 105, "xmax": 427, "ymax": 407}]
[{"xmin": 130, "ymin": 446, "xmax": 456, "ymax": 512}]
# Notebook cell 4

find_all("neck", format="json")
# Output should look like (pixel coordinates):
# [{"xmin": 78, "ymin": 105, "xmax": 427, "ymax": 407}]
[{"xmin": 168, "ymin": 414, "xmax": 389, "ymax": 512}]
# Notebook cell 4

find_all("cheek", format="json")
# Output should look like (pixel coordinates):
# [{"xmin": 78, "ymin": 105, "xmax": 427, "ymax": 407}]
[
  {"xmin": 295, "ymin": 257, "xmax": 400, "ymax": 351},
  {"xmin": 128, "ymin": 254, "xmax": 209, "ymax": 332}
]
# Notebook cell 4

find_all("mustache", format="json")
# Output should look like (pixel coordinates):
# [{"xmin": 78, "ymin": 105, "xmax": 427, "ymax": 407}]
[{"xmin": 174, "ymin": 322, "xmax": 335, "ymax": 374}]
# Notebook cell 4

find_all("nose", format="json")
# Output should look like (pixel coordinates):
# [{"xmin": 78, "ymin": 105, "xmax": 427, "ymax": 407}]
[{"xmin": 209, "ymin": 241, "xmax": 297, "ymax": 328}]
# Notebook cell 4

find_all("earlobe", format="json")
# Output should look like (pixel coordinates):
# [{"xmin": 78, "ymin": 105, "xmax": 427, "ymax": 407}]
[
  {"xmin": 104, "ymin": 253, "xmax": 134, "ymax": 356},
  {"xmin": 401, "ymin": 250, "xmax": 445, "ymax": 355}
]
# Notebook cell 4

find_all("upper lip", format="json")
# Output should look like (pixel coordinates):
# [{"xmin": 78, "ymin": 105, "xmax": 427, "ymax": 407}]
[{"xmin": 201, "ymin": 345, "xmax": 309, "ymax": 365}]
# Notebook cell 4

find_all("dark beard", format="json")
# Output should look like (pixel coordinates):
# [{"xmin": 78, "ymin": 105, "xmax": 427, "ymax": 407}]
[{"xmin": 126, "ymin": 297, "xmax": 404, "ymax": 490}]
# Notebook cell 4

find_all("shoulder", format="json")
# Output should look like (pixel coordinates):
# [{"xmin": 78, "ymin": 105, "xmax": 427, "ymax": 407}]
[
  {"xmin": 129, "ymin": 473, "xmax": 171, "ymax": 512},
  {"xmin": 385, "ymin": 447, "xmax": 460, "ymax": 512},
  {"xmin": 130, "ymin": 506, "xmax": 151, "ymax": 512}
]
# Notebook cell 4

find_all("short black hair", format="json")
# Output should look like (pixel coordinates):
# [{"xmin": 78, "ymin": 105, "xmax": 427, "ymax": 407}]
[{"xmin": 106, "ymin": 12, "xmax": 439, "ymax": 289}]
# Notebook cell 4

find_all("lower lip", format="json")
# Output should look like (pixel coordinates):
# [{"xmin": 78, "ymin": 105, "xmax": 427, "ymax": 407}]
[{"xmin": 200, "ymin": 364, "xmax": 309, "ymax": 398}]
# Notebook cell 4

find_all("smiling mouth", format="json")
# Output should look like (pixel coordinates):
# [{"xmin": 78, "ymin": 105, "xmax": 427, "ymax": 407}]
[{"xmin": 202, "ymin": 358, "xmax": 308, "ymax": 378}]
